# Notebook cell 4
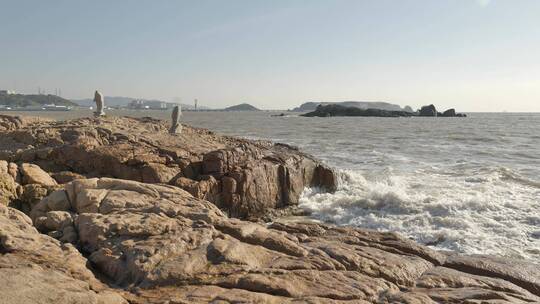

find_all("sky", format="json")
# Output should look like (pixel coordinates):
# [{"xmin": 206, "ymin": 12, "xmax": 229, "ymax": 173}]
[{"xmin": 1, "ymin": 0, "xmax": 540, "ymax": 111}]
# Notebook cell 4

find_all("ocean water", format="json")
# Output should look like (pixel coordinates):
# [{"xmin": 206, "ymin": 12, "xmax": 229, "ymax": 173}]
[{"xmin": 8, "ymin": 110, "xmax": 540, "ymax": 259}]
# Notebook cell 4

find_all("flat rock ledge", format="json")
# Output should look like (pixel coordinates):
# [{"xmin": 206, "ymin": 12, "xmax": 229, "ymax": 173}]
[
  {"xmin": 1, "ymin": 176, "xmax": 539, "ymax": 303},
  {"xmin": 0, "ymin": 115, "xmax": 335, "ymax": 220}
]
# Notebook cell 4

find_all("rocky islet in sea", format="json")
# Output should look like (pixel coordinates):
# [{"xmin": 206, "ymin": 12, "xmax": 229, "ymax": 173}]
[{"xmin": 0, "ymin": 114, "xmax": 539, "ymax": 303}]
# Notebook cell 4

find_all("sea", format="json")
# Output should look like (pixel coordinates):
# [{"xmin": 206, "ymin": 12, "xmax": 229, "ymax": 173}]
[{"xmin": 6, "ymin": 109, "xmax": 540, "ymax": 260}]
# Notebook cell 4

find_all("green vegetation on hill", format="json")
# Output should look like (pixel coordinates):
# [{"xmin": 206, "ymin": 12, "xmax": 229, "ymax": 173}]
[{"xmin": 0, "ymin": 94, "xmax": 77, "ymax": 107}]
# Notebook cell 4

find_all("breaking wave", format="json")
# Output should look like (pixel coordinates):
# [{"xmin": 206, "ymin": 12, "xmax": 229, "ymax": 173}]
[{"xmin": 300, "ymin": 167, "xmax": 540, "ymax": 259}]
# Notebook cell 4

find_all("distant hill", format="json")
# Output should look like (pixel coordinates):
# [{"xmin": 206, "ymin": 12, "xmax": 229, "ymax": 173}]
[
  {"xmin": 71, "ymin": 96, "xmax": 207, "ymax": 110},
  {"xmin": 0, "ymin": 94, "xmax": 77, "ymax": 107},
  {"xmin": 224, "ymin": 103, "xmax": 260, "ymax": 111},
  {"xmin": 292, "ymin": 101, "xmax": 407, "ymax": 112}
]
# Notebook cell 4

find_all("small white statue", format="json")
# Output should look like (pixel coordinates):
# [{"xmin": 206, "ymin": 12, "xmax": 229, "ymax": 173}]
[
  {"xmin": 169, "ymin": 105, "xmax": 182, "ymax": 134},
  {"xmin": 93, "ymin": 90, "xmax": 105, "ymax": 117}
]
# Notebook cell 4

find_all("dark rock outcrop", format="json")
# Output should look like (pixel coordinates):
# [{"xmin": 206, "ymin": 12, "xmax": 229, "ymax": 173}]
[
  {"xmin": 302, "ymin": 104, "xmax": 466, "ymax": 118},
  {"xmin": 419, "ymin": 104, "xmax": 438, "ymax": 117},
  {"xmin": 440, "ymin": 108, "xmax": 467, "ymax": 117},
  {"xmin": 292, "ymin": 101, "xmax": 405, "ymax": 112},
  {"xmin": 441, "ymin": 108, "xmax": 456, "ymax": 117},
  {"xmin": 0, "ymin": 115, "xmax": 336, "ymax": 220},
  {"xmin": 302, "ymin": 104, "xmax": 416, "ymax": 117}
]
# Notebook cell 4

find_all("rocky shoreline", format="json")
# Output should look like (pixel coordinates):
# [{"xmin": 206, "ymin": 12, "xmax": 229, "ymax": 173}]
[{"xmin": 1, "ymin": 114, "xmax": 538, "ymax": 304}]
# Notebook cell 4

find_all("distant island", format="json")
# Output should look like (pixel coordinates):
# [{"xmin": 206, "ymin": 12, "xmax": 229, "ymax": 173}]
[
  {"xmin": 223, "ymin": 103, "xmax": 260, "ymax": 111},
  {"xmin": 302, "ymin": 104, "xmax": 466, "ymax": 118},
  {"xmin": 0, "ymin": 92, "xmax": 76, "ymax": 108},
  {"xmin": 292, "ymin": 101, "xmax": 413, "ymax": 112}
]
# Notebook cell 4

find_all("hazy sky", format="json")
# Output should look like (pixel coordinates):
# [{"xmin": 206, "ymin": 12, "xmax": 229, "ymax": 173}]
[{"xmin": 1, "ymin": 0, "xmax": 540, "ymax": 111}]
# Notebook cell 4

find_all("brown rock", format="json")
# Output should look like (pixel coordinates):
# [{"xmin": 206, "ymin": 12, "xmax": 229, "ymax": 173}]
[
  {"xmin": 20, "ymin": 163, "xmax": 57, "ymax": 186},
  {"xmin": 8, "ymin": 162, "xmax": 21, "ymax": 183},
  {"xmin": 222, "ymin": 176, "xmax": 237, "ymax": 193},
  {"xmin": 0, "ymin": 161, "xmax": 18, "ymax": 206},
  {"xmin": 44, "ymin": 177, "xmax": 540, "ymax": 303},
  {"xmin": 0, "ymin": 204, "xmax": 127, "ymax": 304},
  {"xmin": 18, "ymin": 184, "xmax": 50, "ymax": 214},
  {"xmin": 51, "ymin": 171, "xmax": 86, "ymax": 184},
  {"xmin": 0, "ymin": 116, "xmax": 336, "ymax": 219}
]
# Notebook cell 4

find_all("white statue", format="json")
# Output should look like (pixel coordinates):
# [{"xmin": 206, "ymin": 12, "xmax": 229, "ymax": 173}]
[
  {"xmin": 93, "ymin": 90, "xmax": 105, "ymax": 117},
  {"xmin": 169, "ymin": 105, "xmax": 182, "ymax": 134}
]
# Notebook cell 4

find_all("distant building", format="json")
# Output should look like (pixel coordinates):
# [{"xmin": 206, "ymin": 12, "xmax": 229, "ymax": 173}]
[
  {"xmin": 0, "ymin": 90, "xmax": 16, "ymax": 95},
  {"xmin": 128, "ymin": 100, "xmax": 145, "ymax": 109},
  {"xmin": 128, "ymin": 99, "xmax": 168, "ymax": 110}
]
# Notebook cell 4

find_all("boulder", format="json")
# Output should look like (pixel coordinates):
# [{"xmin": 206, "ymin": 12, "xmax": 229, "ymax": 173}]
[
  {"xmin": 20, "ymin": 163, "xmax": 57, "ymax": 186},
  {"xmin": 419, "ymin": 104, "xmax": 438, "ymax": 117}
]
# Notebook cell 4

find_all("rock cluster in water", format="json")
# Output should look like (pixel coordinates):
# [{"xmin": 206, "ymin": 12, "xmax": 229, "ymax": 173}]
[
  {"xmin": 303, "ymin": 104, "xmax": 466, "ymax": 118},
  {"xmin": 0, "ymin": 114, "xmax": 538, "ymax": 304}
]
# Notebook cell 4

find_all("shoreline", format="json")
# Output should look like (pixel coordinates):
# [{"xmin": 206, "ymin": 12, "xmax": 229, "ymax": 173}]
[{"xmin": 1, "ymin": 114, "xmax": 539, "ymax": 303}]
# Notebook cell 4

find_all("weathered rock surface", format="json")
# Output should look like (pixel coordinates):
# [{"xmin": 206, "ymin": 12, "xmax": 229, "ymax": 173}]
[
  {"xmin": 0, "ymin": 204, "xmax": 127, "ymax": 304},
  {"xmin": 0, "ymin": 115, "xmax": 336, "ymax": 219},
  {"xmin": 20, "ymin": 163, "xmax": 58, "ymax": 186},
  {"xmin": 6, "ymin": 177, "xmax": 537, "ymax": 304},
  {"xmin": 0, "ymin": 160, "xmax": 18, "ymax": 206}
]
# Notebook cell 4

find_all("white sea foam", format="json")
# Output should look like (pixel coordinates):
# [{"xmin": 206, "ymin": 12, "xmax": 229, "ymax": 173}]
[{"xmin": 300, "ymin": 168, "xmax": 540, "ymax": 259}]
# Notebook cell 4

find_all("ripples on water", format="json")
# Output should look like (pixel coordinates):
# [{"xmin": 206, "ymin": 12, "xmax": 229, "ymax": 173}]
[{"xmin": 12, "ymin": 110, "xmax": 540, "ymax": 259}]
